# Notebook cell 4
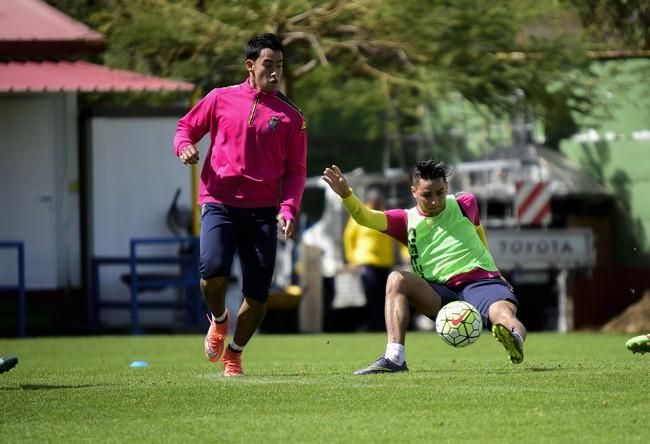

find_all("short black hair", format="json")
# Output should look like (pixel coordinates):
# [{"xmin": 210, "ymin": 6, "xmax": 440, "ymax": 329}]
[
  {"xmin": 246, "ymin": 33, "xmax": 283, "ymax": 61},
  {"xmin": 412, "ymin": 160, "xmax": 450, "ymax": 183}
]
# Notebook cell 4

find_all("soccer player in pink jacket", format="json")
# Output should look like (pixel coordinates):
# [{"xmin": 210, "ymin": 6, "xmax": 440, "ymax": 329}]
[{"xmin": 174, "ymin": 33, "xmax": 307, "ymax": 377}]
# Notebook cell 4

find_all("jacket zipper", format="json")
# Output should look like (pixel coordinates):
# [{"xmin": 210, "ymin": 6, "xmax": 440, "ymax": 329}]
[{"xmin": 248, "ymin": 94, "xmax": 260, "ymax": 126}]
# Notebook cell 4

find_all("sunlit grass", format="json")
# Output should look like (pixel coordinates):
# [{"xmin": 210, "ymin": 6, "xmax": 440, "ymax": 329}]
[{"xmin": 1, "ymin": 332, "xmax": 648, "ymax": 443}]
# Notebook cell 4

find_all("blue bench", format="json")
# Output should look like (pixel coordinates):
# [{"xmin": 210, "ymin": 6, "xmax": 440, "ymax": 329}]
[{"xmin": 91, "ymin": 237, "xmax": 200, "ymax": 334}]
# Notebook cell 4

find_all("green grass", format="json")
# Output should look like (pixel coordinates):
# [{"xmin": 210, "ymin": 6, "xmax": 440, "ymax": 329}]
[{"xmin": 1, "ymin": 332, "xmax": 649, "ymax": 443}]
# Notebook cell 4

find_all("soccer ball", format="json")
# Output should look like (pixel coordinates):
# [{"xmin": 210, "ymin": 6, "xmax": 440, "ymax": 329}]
[{"xmin": 435, "ymin": 301, "xmax": 483, "ymax": 347}]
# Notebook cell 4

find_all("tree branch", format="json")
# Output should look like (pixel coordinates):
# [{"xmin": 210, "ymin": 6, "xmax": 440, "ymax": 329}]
[{"xmin": 282, "ymin": 31, "xmax": 330, "ymax": 66}]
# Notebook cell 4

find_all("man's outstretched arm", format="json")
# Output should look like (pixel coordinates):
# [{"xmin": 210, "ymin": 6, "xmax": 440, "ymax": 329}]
[{"xmin": 322, "ymin": 165, "xmax": 387, "ymax": 231}]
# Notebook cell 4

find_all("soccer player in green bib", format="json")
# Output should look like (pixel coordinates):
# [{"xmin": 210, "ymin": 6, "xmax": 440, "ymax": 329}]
[{"xmin": 322, "ymin": 160, "xmax": 527, "ymax": 374}]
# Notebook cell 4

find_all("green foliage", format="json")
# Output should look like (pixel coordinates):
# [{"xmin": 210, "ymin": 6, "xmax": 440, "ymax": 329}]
[
  {"xmin": 567, "ymin": 0, "xmax": 650, "ymax": 49},
  {"xmin": 295, "ymin": 65, "xmax": 387, "ymax": 174},
  {"xmin": 1, "ymin": 333, "xmax": 649, "ymax": 443},
  {"xmin": 46, "ymin": 0, "xmax": 622, "ymax": 165}
]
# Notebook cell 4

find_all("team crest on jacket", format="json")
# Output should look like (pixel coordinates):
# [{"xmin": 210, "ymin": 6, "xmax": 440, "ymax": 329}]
[{"xmin": 269, "ymin": 116, "xmax": 280, "ymax": 129}]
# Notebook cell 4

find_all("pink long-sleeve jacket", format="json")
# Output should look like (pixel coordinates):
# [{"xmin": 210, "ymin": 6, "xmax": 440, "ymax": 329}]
[{"xmin": 173, "ymin": 79, "xmax": 308, "ymax": 222}]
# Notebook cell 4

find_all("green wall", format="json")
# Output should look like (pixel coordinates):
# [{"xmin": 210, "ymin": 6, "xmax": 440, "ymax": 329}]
[{"xmin": 561, "ymin": 59, "xmax": 650, "ymax": 266}]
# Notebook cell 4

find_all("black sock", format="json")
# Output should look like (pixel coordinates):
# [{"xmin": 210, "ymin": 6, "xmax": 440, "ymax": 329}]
[
  {"xmin": 212, "ymin": 311, "xmax": 227, "ymax": 323},
  {"xmin": 227, "ymin": 344, "xmax": 242, "ymax": 354}
]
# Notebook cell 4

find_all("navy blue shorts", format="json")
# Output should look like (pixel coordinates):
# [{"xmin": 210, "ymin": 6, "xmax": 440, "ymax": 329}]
[
  {"xmin": 430, "ymin": 279, "xmax": 518, "ymax": 328},
  {"xmin": 200, "ymin": 203, "xmax": 278, "ymax": 303}
]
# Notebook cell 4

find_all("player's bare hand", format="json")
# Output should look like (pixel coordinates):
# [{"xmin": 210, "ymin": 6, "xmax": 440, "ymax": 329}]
[
  {"xmin": 179, "ymin": 145, "xmax": 199, "ymax": 165},
  {"xmin": 277, "ymin": 214, "xmax": 295, "ymax": 240},
  {"xmin": 321, "ymin": 165, "xmax": 351, "ymax": 198}
]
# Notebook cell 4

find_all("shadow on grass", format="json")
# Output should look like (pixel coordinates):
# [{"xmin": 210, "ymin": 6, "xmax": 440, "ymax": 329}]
[
  {"xmin": 412, "ymin": 364, "xmax": 570, "ymax": 375},
  {"xmin": 0, "ymin": 384, "xmax": 101, "ymax": 391},
  {"xmin": 526, "ymin": 366, "xmax": 563, "ymax": 372}
]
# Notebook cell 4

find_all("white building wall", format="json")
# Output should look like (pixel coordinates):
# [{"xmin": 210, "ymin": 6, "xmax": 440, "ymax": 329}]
[
  {"xmin": 0, "ymin": 99, "xmax": 210, "ymax": 329},
  {"xmin": 0, "ymin": 93, "xmax": 79, "ymax": 290},
  {"xmin": 89, "ymin": 115, "xmax": 198, "ymax": 327}
]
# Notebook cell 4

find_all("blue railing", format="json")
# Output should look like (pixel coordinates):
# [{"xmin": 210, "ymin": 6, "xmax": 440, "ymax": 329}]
[
  {"xmin": 91, "ymin": 236, "xmax": 200, "ymax": 335},
  {"xmin": 0, "ymin": 241, "xmax": 26, "ymax": 337}
]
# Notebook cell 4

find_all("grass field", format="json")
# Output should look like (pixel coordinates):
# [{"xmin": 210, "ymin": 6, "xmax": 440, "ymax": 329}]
[{"xmin": 1, "ymin": 331, "xmax": 648, "ymax": 443}]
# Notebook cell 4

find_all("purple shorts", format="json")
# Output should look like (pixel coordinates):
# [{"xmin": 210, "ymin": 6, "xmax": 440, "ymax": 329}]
[{"xmin": 429, "ymin": 279, "xmax": 518, "ymax": 328}]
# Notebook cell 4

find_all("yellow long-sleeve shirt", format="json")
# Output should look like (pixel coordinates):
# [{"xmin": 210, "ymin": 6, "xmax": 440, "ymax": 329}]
[{"xmin": 343, "ymin": 216, "xmax": 395, "ymax": 268}]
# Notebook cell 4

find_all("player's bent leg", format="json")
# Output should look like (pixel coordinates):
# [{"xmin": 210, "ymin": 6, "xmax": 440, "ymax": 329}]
[
  {"xmin": 352, "ymin": 272, "xmax": 442, "ymax": 375},
  {"xmin": 385, "ymin": 271, "xmax": 443, "ymax": 344},
  {"xmin": 222, "ymin": 297, "xmax": 267, "ymax": 377},
  {"xmin": 489, "ymin": 300, "xmax": 526, "ymax": 364},
  {"xmin": 226, "ymin": 206, "xmax": 276, "ymax": 377},
  {"xmin": 626, "ymin": 334, "xmax": 650, "ymax": 354}
]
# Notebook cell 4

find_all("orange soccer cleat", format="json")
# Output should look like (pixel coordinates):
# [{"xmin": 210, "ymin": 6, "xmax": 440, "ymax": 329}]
[
  {"xmin": 204, "ymin": 312, "xmax": 228, "ymax": 363},
  {"xmin": 223, "ymin": 347, "xmax": 244, "ymax": 377}
]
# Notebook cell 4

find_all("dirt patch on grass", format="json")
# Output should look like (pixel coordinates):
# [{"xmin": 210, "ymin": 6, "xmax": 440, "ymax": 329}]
[{"xmin": 601, "ymin": 290, "xmax": 650, "ymax": 333}]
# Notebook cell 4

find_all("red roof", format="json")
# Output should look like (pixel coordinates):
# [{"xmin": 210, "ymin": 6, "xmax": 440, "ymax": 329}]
[
  {"xmin": 0, "ymin": 60, "xmax": 194, "ymax": 93},
  {"xmin": 0, "ymin": 0, "xmax": 104, "ymax": 55},
  {"xmin": 0, "ymin": 0, "xmax": 103, "ymax": 42}
]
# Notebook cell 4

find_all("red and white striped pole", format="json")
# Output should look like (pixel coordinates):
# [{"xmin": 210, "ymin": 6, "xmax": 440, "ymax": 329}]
[{"xmin": 515, "ymin": 180, "xmax": 551, "ymax": 226}]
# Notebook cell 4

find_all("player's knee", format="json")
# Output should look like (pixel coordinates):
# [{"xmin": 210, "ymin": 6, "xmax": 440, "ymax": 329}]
[
  {"xmin": 200, "ymin": 276, "xmax": 229, "ymax": 295},
  {"xmin": 237, "ymin": 297, "xmax": 268, "ymax": 330},
  {"xmin": 241, "ymin": 269, "xmax": 274, "ymax": 303},
  {"xmin": 488, "ymin": 300, "xmax": 517, "ymax": 324},
  {"xmin": 244, "ymin": 297, "xmax": 268, "ymax": 320},
  {"xmin": 201, "ymin": 275, "xmax": 228, "ymax": 287},
  {"xmin": 386, "ymin": 271, "xmax": 408, "ymax": 297},
  {"xmin": 241, "ymin": 286, "xmax": 271, "ymax": 304},
  {"xmin": 199, "ymin": 255, "xmax": 229, "ymax": 280}
]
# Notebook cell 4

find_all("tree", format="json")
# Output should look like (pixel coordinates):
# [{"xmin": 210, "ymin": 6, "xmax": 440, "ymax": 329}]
[{"xmin": 48, "ymin": 0, "xmax": 598, "ymax": 167}]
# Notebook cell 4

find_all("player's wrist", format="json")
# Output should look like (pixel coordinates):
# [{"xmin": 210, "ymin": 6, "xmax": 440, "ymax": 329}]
[{"xmin": 278, "ymin": 208, "xmax": 294, "ymax": 223}]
